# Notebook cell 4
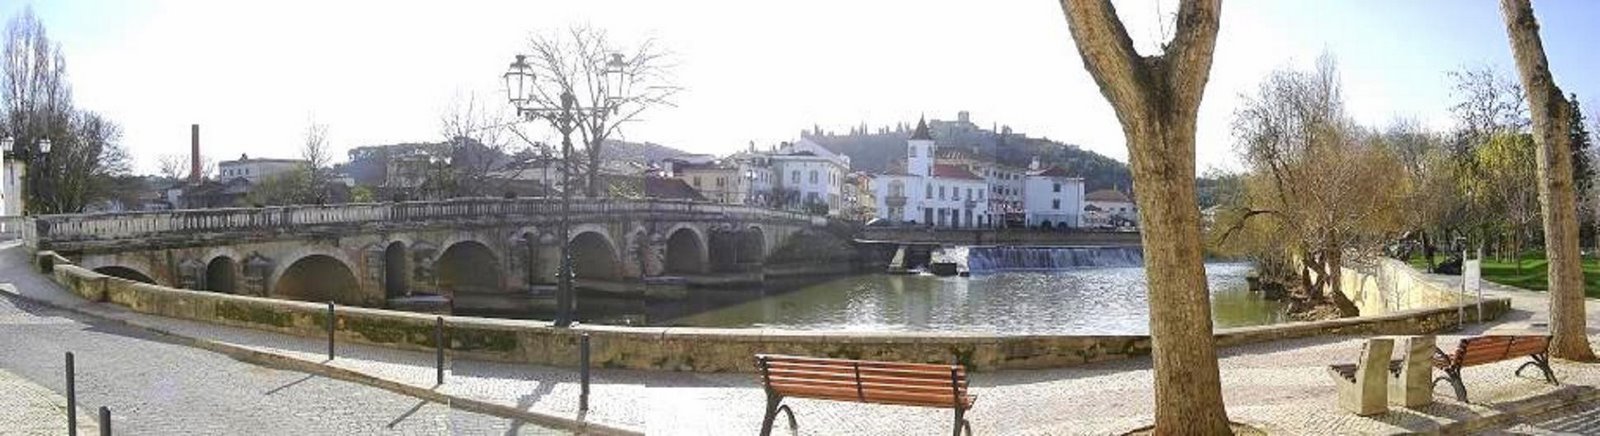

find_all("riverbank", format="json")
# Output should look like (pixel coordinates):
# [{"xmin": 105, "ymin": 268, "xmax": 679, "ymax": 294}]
[{"xmin": 6, "ymin": 240, "xmax": 1594, "ymax": 434}]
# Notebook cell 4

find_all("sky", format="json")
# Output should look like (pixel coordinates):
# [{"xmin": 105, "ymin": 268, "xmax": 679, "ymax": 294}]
[{"xmin": 7, "ymin": 0, "xmax": 1600, "ymax": 175}]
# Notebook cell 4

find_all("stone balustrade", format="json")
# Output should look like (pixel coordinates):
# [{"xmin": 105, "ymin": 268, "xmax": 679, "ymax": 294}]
[{"xmin": 24, "ymin": 198, "xmax": 823, "ymax": 251}]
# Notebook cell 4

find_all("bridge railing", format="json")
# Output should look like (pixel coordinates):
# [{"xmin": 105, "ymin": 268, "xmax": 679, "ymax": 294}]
[{"xmin": 25, "ymin": 197, "xmax": 819, "ymax": 247}]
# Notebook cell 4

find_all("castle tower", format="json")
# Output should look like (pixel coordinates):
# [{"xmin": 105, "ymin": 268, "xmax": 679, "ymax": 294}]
[{"xmin": 907, "ymin": 117, "xmax": 934, "ymax": 177}]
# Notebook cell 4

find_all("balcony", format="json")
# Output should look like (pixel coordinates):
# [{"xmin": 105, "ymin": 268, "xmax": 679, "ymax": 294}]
[
  {"xmin": 964, "ymin": 200, "xmax": 977, "ymax": 209},
  {"xmin": 886, "ymin": 195, "xmax": 907, "ymax": 207}
]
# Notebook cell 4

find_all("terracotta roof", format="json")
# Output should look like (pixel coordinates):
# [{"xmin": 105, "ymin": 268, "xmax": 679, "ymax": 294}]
[
  {"xmin": 1086, "ymin": 189, "xmax": 1131, "ymax": 202},
  {"xmin": 932, "ymin": 164, "xmax": 981, "ymax": 180},
  {"xmin": 911, "ymin": 117, "xmax": 933, "ymax": 141},
  {"xmin": 1028, "ymin": 166, "xmax": 1074, "ymax": 177}
]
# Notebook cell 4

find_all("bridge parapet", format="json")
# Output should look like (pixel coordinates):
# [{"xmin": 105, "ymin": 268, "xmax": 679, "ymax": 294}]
[{"xmin": 27, "ymin": 198, "xmax": 822, "ymax": 252}]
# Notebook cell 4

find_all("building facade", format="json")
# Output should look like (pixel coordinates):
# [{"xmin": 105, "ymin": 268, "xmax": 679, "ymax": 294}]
[
  {"xmin": 869, "ymin": 118, "xmax": 991, "ymax": 228},
  {"xmin": 1022, "ymin": 165, "xmax": 1086, "ymax": 228},
  {"xmin": 218, "ymin": 154, "xmax": 308, "ymax": 184},
  {"xmin": 770, "ymin": 138, "xmax": 849, "ymax": 216}
]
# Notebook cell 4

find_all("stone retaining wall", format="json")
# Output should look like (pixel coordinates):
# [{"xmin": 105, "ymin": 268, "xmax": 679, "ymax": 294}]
[
  {"xmin": 1339, "ymin": 257, "xmax": 1469, "ymax": 315},
  {"xmin": 35, "ymin": 250, "xmax": 1511, "ymax": 373}
]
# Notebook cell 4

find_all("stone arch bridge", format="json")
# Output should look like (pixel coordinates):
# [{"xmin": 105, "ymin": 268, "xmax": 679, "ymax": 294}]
[{"xmin": 24, "ymin": 198, "xmax": 822, "ymax": 312}]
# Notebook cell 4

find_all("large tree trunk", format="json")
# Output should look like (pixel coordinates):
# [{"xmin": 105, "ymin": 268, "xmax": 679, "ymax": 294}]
[
  {"xmin": 1059, "ymin": 0, "xmax": 1229, "ymax": 433},
  {"xmin": 1422, "ymin": 230, "xmax": 1437, "ymax": 272},
  {"xmin": 1501, "ymin": 0, "xmax": 1597, "ymax": 361}
]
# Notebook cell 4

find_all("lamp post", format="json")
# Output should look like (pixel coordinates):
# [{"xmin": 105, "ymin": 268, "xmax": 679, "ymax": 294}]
[
  {"xmin": 504, "ymin": 53, "xmax": 632, "ymax": 328},
  {"xmin": 2, "ymin": 136, "xmax": 50, "ymax": 215}
]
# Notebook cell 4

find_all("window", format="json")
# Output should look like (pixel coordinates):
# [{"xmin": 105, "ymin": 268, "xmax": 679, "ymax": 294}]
[
  {"xmin": 966, "ymin": 188, "xmax": 972, "ymax": 200},
  {"xmin": 809, "ymin": 170, "xmax": 818, "ymax": 184},
  {"xmin": 909, "ymin": 146, "xmax": 917, "ymax": 157},
  {"xmin": 925, "ymin": 183, "xmax": 932, "ymax": 199},
  {"xmin": 1053, "ymin": 183, "xmax": 1061, "ymax": 193},
  {"xmin": 716, "ymin": 177, "xmax": 725, "ymax": 187},
  {"xmin": 791, "ymin": 171, "xmax": 799, "ymax": 184},
  {"xmin": 1053, "ymin": 199, "xmax": 1061, "ymax": 210},
  {"xmin": 693, "ymin": 176, "xmax": 701, "ymax": 187},
  {"xmin": 939, "ymin": 186, "xmax": 946, "ymax": 200}
]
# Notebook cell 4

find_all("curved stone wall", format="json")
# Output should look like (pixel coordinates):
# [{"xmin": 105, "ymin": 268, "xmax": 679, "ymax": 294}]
[{"xmin": 36, "ymin": 250, "xmax": 1511, "ymax": 373}]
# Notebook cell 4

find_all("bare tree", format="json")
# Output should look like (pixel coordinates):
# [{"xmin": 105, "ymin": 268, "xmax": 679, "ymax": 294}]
[
  {"xmin": 157, "ymin": 154, "xmax": 188, "ymax": 180},
  {"xmin": 1447, "ymin": 65, "xmax": 1530, "ymax": 150},
  {"xmin": 1058, "ymin": 0, "xmax": 1228, "ymax": 433},
  {"xmin": 428, "ymin": 93, "xmax": 525, "ymax": 198},
  {"xmin": 521, "ymin": 25, "xmax": 678, "ymax": 197},
  {"xmin": 1500, "ymin": 0, "xmax": 1597, "ymax": 361},
  {"xmin": 2, "ymin": 7, "xmax": 129, "ymax": 213}
]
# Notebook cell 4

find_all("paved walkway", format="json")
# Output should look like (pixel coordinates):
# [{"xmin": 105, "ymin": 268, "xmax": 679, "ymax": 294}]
[
  {"xmin": 0, "ymin": 245, "xmax": 566, "ymax": 435},
  {"xmin": 9, "ymin": 239, "xmax": 1600, "ymax": 435},
  {"xmin": 0, "ymin": 366, "xmax": 98, "ymax": 435}
]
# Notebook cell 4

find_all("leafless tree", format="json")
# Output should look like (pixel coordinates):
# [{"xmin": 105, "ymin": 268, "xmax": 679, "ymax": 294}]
[
  {"xmin": 521, "ymin": 25, "xmax": 679, "ymax": 197},
  {"xmin": 427, "ymin": 93, "xmax": 527, "ymax": 198},
  {"xmin": 2, "ymin": 7, "xmax": 129, "ymax": 213},
  {"xmin": 1447, "ymin": 65, "xmax": 1529, "ymax": 152},
  {"xmin": 157, "ymin": 154, "xmax": 187, "ymax": 180},
  {"xmin": 1058, "ymin": 0, "xmax": 1228, "ymax": 433},
  {"xmin": 1500, "ymin": 0, "xmax": 1596, "ymax": 361}
]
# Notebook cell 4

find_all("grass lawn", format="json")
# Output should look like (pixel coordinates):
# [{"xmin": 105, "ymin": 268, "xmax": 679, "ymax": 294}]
[{"xmin": 1407, "ymin": 253, "xmax": 1600, "ymax": 297}]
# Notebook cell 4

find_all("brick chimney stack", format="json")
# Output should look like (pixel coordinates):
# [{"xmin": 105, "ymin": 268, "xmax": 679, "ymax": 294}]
[{"xmin": 190, "ymin": 124, "xmax": 201, "ymax": 183}]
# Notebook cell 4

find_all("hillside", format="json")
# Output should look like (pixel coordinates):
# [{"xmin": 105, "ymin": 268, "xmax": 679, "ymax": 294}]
[{"xmin": 802, "ymin": 116, "xmax": 1133, "ymax": 191}]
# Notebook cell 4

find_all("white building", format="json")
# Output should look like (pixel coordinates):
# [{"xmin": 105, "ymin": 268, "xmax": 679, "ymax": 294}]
[
  {"xmin": 770, "ymin": 138, "xmax": 850, "ymax": 215},
  {"xmin": 218, "ymin": 154, "xmax": 307, "ymax": 184},
  {"xmin": 1084, "ymin": 188, "xmax": 1138, "ymax": 228},
  {"xmin": 869, "ymin": 118, "xmax": 991, "ymax": 228},
  {"xmin": 1022, "ymin": 165, "xmax": 1086, "ymax": 229}
]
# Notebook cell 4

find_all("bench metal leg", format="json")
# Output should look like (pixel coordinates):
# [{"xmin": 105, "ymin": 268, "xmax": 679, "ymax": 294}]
[
  {"xmin": 1516, "ymin": 354, "xmax": 1558, "ymax": 385},
  {"xmin": 1434, "ymin": 371, "xmax": 1467, "ymax": 402},
  {"xmin": 760, "ymin": 394, "xmax": 796, "ymax": 436},
  {"xmin": 953, "ymin": 407, "xmax": 971, "ymax": 436}
]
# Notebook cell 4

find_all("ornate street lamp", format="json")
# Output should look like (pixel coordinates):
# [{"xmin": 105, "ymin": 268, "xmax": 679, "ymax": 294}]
[
  {"xmin": 503, "ymin": 52, "xmax": 633, "ymax": 328},
  {"xmin": 603, "ymin": 53, "xmax": 629, "ymax": 107}
]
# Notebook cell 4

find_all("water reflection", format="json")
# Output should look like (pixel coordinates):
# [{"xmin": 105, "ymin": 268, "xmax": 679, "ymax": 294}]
[{"xmin": 665, "ymin": 263, "xmax": 1283, "ymax": 335}]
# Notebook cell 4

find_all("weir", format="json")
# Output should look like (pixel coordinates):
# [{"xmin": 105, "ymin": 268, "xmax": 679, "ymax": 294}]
[{"xmin": 953, "ymin": 245, "xmax": 1144, "ymax": 273}]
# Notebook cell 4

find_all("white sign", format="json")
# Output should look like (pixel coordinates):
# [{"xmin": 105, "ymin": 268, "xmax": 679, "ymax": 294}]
[{"xmin": 1463, "ymin": 260, "xmax": 1481, "ymax": 292}]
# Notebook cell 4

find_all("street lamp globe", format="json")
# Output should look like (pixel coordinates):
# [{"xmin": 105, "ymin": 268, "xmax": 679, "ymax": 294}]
[
  {"xmin": 604, "ymin": 53, "xmax": 630, "ymax": 105},
  {"xmin": 504, "ymin": 55, "xmax": 534, "ymax": 107},
  {"xmin": 38, "ymin": 138, "xmax": 51, "ymax": 154}
]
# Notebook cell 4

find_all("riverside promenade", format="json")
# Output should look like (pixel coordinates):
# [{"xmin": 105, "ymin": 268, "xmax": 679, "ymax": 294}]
[{"xmin": 5, "ymin": 240, "xmax": 1600, "ymax": 435}]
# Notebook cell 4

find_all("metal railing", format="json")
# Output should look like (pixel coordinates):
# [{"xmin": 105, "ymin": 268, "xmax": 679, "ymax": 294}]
[{"xmin": 24, "ymin": 198, "xmax": 821, "ymax": 246}]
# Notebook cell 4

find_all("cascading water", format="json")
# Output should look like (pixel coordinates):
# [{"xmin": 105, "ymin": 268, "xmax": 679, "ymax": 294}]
[{"xmin": 957, "ymin": 245, "xmax": 1144, "ymax": 272}]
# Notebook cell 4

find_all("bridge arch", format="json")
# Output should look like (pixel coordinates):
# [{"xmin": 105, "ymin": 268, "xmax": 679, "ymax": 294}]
[
  {"xmin": 205, "ymin": 255, "xmax": 238, "ymax": 293},
  {"xmin": 664, "ymin": 225, "xmax": 707, "ymax": 274},
  {"xmin": 570, "ymin": 229, "xmax": 621, "ymax": 280},
  {"xmin": 436, "ymin": 240, "xmax": 503, "ymax": 296},
  {"xmin": 94, "ymin": 266, "xmax": 156, "ymax": 284},
  {"xmin": 272, "ymin": 254, "xmax": 363, "ymax": 305}
]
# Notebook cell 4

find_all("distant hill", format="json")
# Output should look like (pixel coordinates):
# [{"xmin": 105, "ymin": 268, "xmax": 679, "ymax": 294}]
[
  {"xmin": 801, "ymin": 115, "xmax": 1133, "ymax": 191},
  {"xmin": 601, "ymin": 139, "xmax": 691, "ymax": 163}
]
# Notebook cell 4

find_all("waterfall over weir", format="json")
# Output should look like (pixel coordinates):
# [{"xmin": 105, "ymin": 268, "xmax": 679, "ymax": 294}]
[{"xmin": 952, "ymin": 245, "xmax": 1144, "ymax": 273}]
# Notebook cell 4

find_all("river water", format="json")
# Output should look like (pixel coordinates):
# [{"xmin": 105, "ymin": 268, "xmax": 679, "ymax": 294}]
[{"xmin": 664, "ymin": 263, "xmax": 1285, "ymax": 335}]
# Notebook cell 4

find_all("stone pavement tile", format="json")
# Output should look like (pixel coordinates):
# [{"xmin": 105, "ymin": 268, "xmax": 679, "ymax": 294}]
[{"xmin": 0, "ymin": 367, "xmax": 97, "ymax": 436}]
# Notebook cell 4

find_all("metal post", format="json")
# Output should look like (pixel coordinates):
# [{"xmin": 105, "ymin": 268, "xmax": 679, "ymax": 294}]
[
  {"xmin": 98, "ymin": 406, "xmax": 109, "ymax": 436},
  {"xmin": 555, "ymin": 93, "xmax": 576, "ymax": 328},
  {"xmin": 580, "ymin": 333, "xmax": 591, "ymax": 412},
  {"xmin": 66, "ymin": 352, "xmax": 77, "ymax": 436},
  {"xmin": 435, "ymin": 316, "xmax": 445, "ymax": 385},
  {"xmin": 326, "ymin": 302, "xmax": 336, "ymax": 360}
]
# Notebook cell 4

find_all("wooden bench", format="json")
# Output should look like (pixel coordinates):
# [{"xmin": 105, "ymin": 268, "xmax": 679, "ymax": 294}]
[
  {"xmin": 1432, "ymin": 335, "xmax": 1556, "ymax": 402},
  {"xmin": 755, "ymin": 354, "xmax": 975, "ymax": 436}
]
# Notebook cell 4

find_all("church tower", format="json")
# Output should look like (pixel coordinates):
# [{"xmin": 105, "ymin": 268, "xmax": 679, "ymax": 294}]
[{"xmin": 907, "ymin": 117, "xmax": 934, "ymax": 177}]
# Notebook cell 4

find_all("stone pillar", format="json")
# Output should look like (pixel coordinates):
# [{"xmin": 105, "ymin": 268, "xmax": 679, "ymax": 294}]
[
  {"xmin": 241, "ymin": 253, "xmax": 273, "ymax": 297},
  {"xmin": 176, "ymin": 258, "xmax": 204, "ymax": 290},
  {"xmin": 410, "ymin": 242, "xmax": 439, "ymax": 295},
  {"xmin": 1390, "ymin": 335, "xmax": 1435, "ymax": 407}
]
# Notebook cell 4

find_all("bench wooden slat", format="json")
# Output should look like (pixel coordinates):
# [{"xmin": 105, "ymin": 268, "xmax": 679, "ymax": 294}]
[
  {"xmin": 768, "ymin": 376, "xmax": 965, "ymax": 396},
  {"xmin": 768, "ymin": 383, "xmax": 974, "ymax": 409},
  {"xmin": 760, "ymin": 355, "xmax": 962, "ymax": 373},
  {"xmin": 766, "ymin": 361, "xmax": 965, "ymax": 381},
  {"xmin": 767, "ymin": 368, "xmax": 966, "ymax": 389}
]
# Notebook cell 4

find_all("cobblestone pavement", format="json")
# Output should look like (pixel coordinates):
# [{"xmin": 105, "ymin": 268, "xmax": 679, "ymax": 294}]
[
  {"xmin": 0, "ymin": 366, "xmax": 98, "ymax": 435},
  {"xmin": 0, "ymin": 247, "xmax": 566, "ymax": 435},
  {"xmin": 1489, "ymin": 399, "xmax": 1600, "ymax": 435},
  {"xmin": 10, "ymin": 240, "xmax": 1600, "ymax": 435}
]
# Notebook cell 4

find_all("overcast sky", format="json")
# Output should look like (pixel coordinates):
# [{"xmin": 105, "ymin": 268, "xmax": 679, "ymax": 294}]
[{"xmin": 11, "ymin": 0, "xmax": 1600, "ymax": 174}]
